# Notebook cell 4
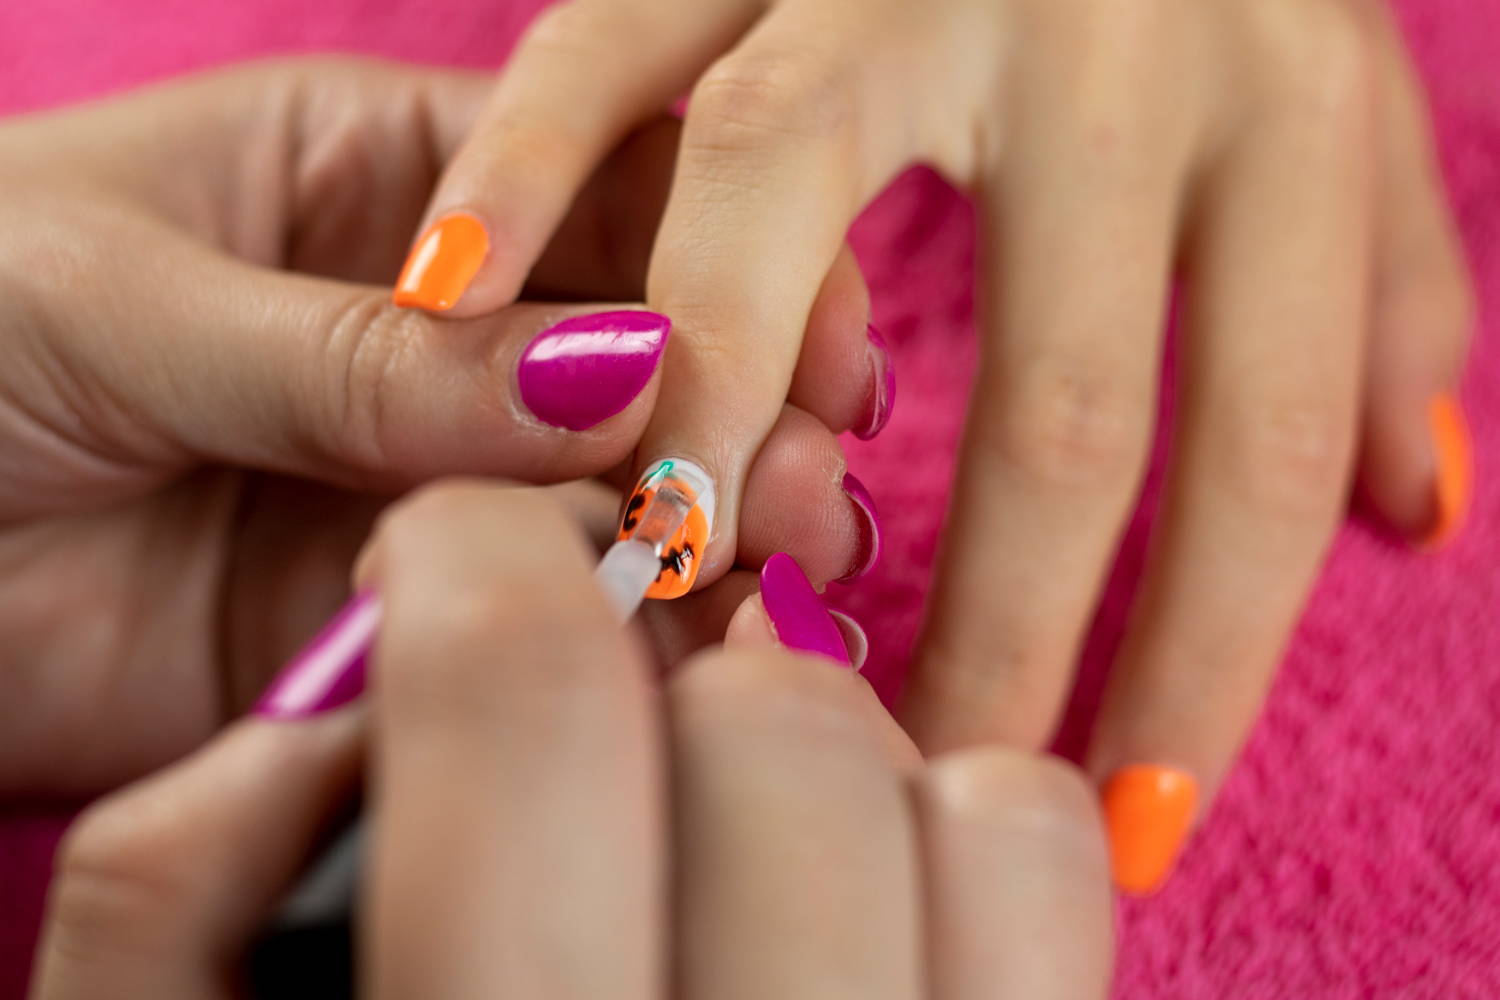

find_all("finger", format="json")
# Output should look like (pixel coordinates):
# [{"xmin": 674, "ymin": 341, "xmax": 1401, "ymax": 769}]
[
  {"xmin": 528, "ymin": 116, "xmax": 881, "ymax": 435},
  {"xmin": 902, "ymin": 64, "xmax": 1188, "ymax": 753},
  {"xmin": 636, "ymin": 398, "xmax": 883, "ymax": 664},
  {"xmin": 723, "ymin": 563, "xmax": 919, "ymax": 773},
  {"xmin": 33, "ymin": 711, "xmax": 362, "ymax": 1000},
  {"xmin": 914, "ymin": 751, "xmax": 1112, "ymax": 1000},
  {"xmin": 5, "ymin": 217, "xmax": 674, "ymax": 514},
  {"xmin": 735, "ymin": 405, "xmax": 882, "ymax": 584},
  {"xmin": 363, "ymin": 482, "xmax": 660, "ymax": 998},
  {"xmin": 1088, "ymin": 37, "xmax": 1375, "ymax": 894},
  {"xmin": 628, "ymin": 0, "xmax": 952, "ymax": 599},
  {"xmin": 394, "ymin": 0, "xmax": 762, "ymax": 315},
  {"xmin": 1359, "ymin": 10, "xmax": 1474, "ymax": 547},
  {"xmin": 668, "ymin": 647, "xmax": 922, "ymax": 999},
  {"xmin": 20, "ymin": 59, "xmax": 492, "ymax": 282},
  {"xmin": 722, "ymin": 553, "xmax": 865, "ymax": 670}
]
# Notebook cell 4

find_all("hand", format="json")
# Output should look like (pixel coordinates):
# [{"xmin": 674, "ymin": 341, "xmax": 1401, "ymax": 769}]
[
  {"xmin": 30, "ymin": 482, "xmax": 1112, "ymax": 1000},
  {"xmin": 408, "ymin": 0, "xmax": 1474, "ymax": 890},
  {"xmin": 0, "ymin": 59, "xmax": 871, "ymax": 800}
]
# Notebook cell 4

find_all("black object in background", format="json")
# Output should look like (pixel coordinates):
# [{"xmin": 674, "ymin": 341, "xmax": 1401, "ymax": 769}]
[{"xmin": 247, "ymin": 822, "xmax": 363, "ymax": 999}]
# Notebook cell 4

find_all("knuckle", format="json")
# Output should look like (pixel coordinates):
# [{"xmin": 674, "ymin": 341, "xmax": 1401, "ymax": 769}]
[
  {"xmin": 1256, "ymin": 0, "xmax": 1375, "ymax": 122},
  {"xmin": 376, "ymin": 484, "xmax": 612, "ymax": 702},
  {"xmin": 688, "ymin": 52, "xmax": 855, "ymax": 154},
  {"xmin": 671, "ymin": 647, "xmax": 870, "ymax": 744},
  {"xmin": 1223, "ymin": 397, "xmax": 1352, "ymax": 515},
  {"xmin": 981, "ymin": 359, "xmax": 1149, "ymax": 490},
  {"xmin": 50, "ymin": 800, "xmax": 191, "ymax": 942},
  {"xmin": 924, "ymin": 750, "xmax": 1106, "ymax": 854},
  {"xmin": 311, "ymin": 293, "xmax": 427, "ymax": 476}
]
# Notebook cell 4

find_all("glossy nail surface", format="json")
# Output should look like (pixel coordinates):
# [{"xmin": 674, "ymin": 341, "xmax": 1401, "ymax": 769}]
[
  {"xmin": 393, "ymin": 212, "xmax": 489, "ymax": 312},
  {"xmin": 255, "ymin": 593, "xmax": 381, "ymax": 719},
  {"xmin": 1102, "ymin": 765, "xmax": 1197, "ymax": 896},
  {"xmin": 761, "ymin": 553, "xmax": 851, "ymax": 667},
  {"xmin": 518, "ymin": 311, "xmax": 670, "ymax": 430},
  {"xmin": 1423, "ymin": 392, "xmax": 1472, "ymax": 550},
  {"xmin": 839, "ymin": 471, "xmax": 883, "ymax": 582},
  {"xmin": 854, "ymin": 324, "xmax": 895, "ymax": 440},
  {"xmin": 618, "ymin": 459, "xmax": 716, "ymax": 600}
]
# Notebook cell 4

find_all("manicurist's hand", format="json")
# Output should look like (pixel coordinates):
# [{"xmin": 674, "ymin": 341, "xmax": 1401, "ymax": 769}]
[
  {"xmin": 411, "ymin": 0, "xmax": 1475, "ymax": 891},
  {"xmin": 31, "ymin": 482, "xmax": 1112, "ymax": 1000},
  {"xmin": 0, "ymin": 59, "xmax": 873, "ymax": 801}
]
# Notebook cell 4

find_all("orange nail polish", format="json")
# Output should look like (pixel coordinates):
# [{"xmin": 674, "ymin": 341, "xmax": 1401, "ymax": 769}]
[
  {"xmin": 392, "ymin": 212, "xmax": 489, "ymax": 312},
  {"xmin": 617, "ymin": 459, "xmax": 716, "ymax": 600},
  {"xmin": 1102, "ymin": 765, "xmax": 1197, "ymax": 896},
  {"xmin": 1422, "ymin": 392, "xmax": 1472, "ymax": 551}
]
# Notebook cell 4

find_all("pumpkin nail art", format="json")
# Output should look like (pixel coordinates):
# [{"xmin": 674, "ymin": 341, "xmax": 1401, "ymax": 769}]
[{"xmin": 617, "ymin": 459, "xmax": 716, "ymax": 600}]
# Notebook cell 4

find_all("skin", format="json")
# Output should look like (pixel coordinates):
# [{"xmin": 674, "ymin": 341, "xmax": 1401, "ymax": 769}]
[
  {"xmin": 415, "ymin": 0, "xmax": 1474, "ymax": 814},
  {"xmin": 0, "ymin": 59, "xmax": 869, "ymax": 801},
  {"xmin": 31, "ymin": 484, "xmax": 1114, "ymax": 999}
]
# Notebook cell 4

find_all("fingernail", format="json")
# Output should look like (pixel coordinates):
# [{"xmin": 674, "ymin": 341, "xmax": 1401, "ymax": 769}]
[
  {"xmin": 853, "ymin": 324, "xmax": 895, "ymax": 440},
  {"xmin": 617, "ymin": 458, "xmax": 716, "ymax": 600},
  {"xmin": 829, "ymin": 610, "xmax": 869, "ymax": 672},
  {"xmin": 1102, "ymin": 765, "xmax": 1198, "ymax": 896},
  {"xmin": 518, "ymin": 310, "xmax": 671, "ymax": 430},
  {"xmin": 254, "ymin": 593, "xmax": 381, "ymax": 719},
  {"xmin": 760, "ymin": 553, "xmax": 852, "ymax": 667},
  {"xmin": 839, "ymin": 471, "xmax": 883, "ymax": 582},
  {"xmin": 1421, "ymin": 392, "xmax": 1472, "ymax": 551},
  {"xmin": 393, "ymin": 212, "xmax": 489, "ymax": 312}
]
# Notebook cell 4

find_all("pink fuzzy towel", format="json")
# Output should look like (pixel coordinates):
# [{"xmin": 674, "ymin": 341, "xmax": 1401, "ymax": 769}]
[{"xmin": 2, "ymin": 1, "xmax": 1498, "ymax": 996}]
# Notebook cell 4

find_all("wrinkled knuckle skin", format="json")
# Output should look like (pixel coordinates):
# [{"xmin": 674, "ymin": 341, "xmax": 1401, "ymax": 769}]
[
  {"xmin": 1224, "ymin": 399, "xmax": 1353, "ymax": 518},
  {"xmin": 981, "ymin": 362, "xmax": 1150, "ymax": 491},
  {"xmin": 310, "ymin": 293, "xmax": 429, "ymax": 479},
  {"xmin": 687, "ymin": 53, "xmax": 856, "ymax": 155}
]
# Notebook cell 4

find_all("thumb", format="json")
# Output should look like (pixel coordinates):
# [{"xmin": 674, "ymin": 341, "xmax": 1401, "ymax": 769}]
[{"xmin": 22, "ymin": 221, "xmax": 670, "ymax": 507}]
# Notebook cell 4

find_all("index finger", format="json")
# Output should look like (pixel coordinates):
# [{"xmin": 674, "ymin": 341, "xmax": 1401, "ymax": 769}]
[{"xmin": 362, "ymin": 482, "xmax": 662, "ymax": 998}]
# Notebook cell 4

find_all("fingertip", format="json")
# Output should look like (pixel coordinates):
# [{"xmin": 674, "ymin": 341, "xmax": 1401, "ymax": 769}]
[
  {"xmin": 393, "ymin": 211, "xmax": 492, "ymax": 313},
  {"xmin": 1420, "ymin": 391, "xmax": 1472, "ymax": 551},
  {"xmin": 1361, "ymin": 389, "xmax": 1473, "ymax": 551},
  {"xmin": 515, "ymin": 309, "xmax": 671, "ymax": 432},
  {"xmin": 725, "ymin": 593, "xmax": 778, "ymax": 650},
  {"xmin": 790, "ymin": 247, "xmax": 881, "ymax": 434},
  {"xmin": 737, "ymin": 406, "xmax": 864, "ymax": 585},
  {"xmin": 1099, "ymin": 765, "xmax": 1198, "ymax": 896}
]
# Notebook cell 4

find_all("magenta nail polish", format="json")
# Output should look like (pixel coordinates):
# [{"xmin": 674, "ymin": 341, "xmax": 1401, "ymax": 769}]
[
  {"xmin": 839, "ymin": 472, "xmax": 883, "ymax": 582},
  {"xmin": 255, "ymin": 593, "xmax": 381, "ymax": 719},
  {"xmin": 853, "ymin": 324, "xmax": 895, "ymax": 440},
  {"xmin": 518, "ymin": 310, "xmax": 670, "ymax": 430},
  {"xmin": 760, "ymin": 553, "xmax": 851, "ymax": 667}
]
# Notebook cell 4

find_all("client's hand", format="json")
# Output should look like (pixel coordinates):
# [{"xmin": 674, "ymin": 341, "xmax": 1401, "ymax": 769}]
[
  {"xmin": 31, "ymin": 482, "xmax": 1111, "ymax": 1000},
  {"xmin": 0, "ymin": 59, "xmax": 872, "ymax": 799}
]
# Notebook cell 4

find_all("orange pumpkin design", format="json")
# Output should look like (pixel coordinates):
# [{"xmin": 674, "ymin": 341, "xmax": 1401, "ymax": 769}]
[{"xmin": 617, "ymin": 464, "xmax": 712, "ymax": 600}]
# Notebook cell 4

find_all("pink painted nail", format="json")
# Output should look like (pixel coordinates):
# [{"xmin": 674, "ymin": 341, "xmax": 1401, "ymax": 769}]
[
  {"xmin": 853, "ymin": 324, "xmax": 895, "ymax": 440},
  {"xmin": 255, "ymin": 593, "xmax": 380, "ymax": 719},
  {"xmin": 760, "ymin": 553, "xmax": 852, "ymax": 667},
  {"xmin": 839, "ymin": 471, "xmax": 883, "ymax": 582},
  {"xmin": 517, "ymin": 310, "xmax": 670, "ymax": 430}
]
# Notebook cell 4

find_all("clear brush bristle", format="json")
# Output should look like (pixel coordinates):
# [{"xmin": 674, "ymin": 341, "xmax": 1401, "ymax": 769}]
[{"xmin": 593, "ymin": 459, "xmax": 716, "ymax": 621}]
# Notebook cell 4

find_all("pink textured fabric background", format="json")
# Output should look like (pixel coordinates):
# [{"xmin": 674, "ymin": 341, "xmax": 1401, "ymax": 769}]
[{"xmin": 1, "ymin": 1, "xmax": 1497, "ymax": 996}]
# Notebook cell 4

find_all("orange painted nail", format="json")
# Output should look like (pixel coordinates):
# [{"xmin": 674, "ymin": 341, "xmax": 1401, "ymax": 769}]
[
  {"xmin": 617, "ymin": 459, "xmax": 716, "ymax": 600},
  {"xmin": 392, "ymin": 212, "xmax": 489, "ymax": 312},
  {"xmin": 1422, "ymin": 392, "xmax": 1472, "ymax": 551},
  {"xmin": 1102, "ymin": 765, "xmax": 1197, "ymax": 896}
]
